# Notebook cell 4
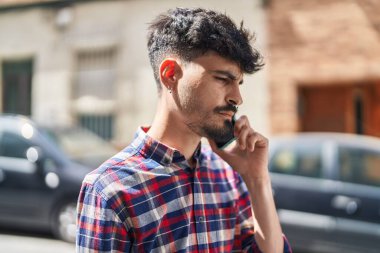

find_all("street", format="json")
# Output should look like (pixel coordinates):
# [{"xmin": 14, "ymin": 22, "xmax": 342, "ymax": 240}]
[{"xmin": 0, "ymin": 230, "xmax": 74, "ymax": 253}]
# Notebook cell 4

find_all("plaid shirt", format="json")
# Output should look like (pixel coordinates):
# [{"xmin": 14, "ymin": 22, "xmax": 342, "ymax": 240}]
[{"xmin": 76, "ymin": 127, "xmax": 292, "ymax": 253}]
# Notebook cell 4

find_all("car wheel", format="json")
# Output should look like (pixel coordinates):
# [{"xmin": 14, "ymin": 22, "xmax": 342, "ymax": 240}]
[{"xmin": 52, "ymin": 201, "xmax": 77, "ymax": 243}]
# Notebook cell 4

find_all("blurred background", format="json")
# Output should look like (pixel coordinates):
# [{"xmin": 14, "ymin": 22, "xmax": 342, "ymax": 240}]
[{"xmin": 0, "ymin": 0, "xmax": 379, "ymax": 252}]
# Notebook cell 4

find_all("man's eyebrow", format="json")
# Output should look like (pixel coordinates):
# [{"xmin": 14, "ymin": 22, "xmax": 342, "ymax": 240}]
[{"xmin": 211, "ymin": 70, "xmax": 244, "ymax": 84}]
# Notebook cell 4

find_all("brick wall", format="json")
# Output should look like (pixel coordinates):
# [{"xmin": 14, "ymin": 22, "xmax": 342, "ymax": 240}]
[{"xmin": 267, "ymin": 0, "xmax": 380, "ymax": 135}]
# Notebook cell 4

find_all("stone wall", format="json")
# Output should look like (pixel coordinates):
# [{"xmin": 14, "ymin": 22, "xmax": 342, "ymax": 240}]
[{"xmin": 0, "ymin": 0, "xmax": 267, "ymax": 144}]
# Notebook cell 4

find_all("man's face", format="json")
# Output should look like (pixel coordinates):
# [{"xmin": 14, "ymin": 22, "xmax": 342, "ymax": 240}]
[{"xmin": 176, "ymin": 51, "xmax": 243, "ymax": 143}]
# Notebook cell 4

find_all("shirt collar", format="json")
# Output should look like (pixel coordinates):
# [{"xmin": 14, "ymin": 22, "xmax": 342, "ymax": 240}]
[{"xmin": 131, "ymin": 127, "xmax": 201, "ymax": 166}]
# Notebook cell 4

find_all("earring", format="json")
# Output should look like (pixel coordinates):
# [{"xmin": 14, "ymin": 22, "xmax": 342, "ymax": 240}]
[{"xmin": 168, "ymin": 87, "xmax": 172, "ymax": 94}]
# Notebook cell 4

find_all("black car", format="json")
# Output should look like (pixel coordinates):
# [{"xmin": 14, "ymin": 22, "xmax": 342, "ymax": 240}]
[
  {"xmin": 269, "ymin": 132, "xmax": 380, "ymax": 253},
  {"xmin": 0, "ymin": 114, "xmax": 116, "ymax": 242}
]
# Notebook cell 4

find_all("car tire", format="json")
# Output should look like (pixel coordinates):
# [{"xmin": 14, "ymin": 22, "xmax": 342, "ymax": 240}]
[{"xmin": 52, "ymin": 201, "xmax": 77, "ymax": 243}]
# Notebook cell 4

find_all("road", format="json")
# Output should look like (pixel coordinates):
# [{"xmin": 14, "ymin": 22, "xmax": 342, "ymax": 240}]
[
  {"xmin": 0, "ymin": 230, "xmax": 74, "ymax": 253},
  {"xmin": 0, "ymin": 230, "xmax": 310, "ymax": 253}
]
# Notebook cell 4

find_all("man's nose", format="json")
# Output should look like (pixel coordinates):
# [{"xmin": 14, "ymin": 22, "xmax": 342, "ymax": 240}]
[{"xmin": 227, "ymin": 86, "xmax": 243, "ymax": 106}]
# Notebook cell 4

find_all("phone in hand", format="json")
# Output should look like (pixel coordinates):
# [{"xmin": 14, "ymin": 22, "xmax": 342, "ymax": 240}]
[{"xmin": 215, "ymin": 115, "xmax": 236, "ymax": 149}]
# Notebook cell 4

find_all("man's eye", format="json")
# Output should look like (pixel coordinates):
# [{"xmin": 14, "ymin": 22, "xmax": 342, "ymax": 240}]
[{"xmin": 215, "ymin": 77, "xmax": 229, "ymax": 83}]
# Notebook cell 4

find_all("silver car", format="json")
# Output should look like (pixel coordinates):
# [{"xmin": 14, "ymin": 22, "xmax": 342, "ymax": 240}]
[{"xmin": 269, "ymin": 132, "xmax": 380, "ymax": 253}]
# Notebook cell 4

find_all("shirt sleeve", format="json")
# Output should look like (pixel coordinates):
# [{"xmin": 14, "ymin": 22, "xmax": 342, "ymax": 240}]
[
  {"xmin": 76, "ymin": 183, "xmax": 132, "ymax": 252},
  {"xmin": 232, "ymin": 173, "xmax": 292, "ymax": 253}
]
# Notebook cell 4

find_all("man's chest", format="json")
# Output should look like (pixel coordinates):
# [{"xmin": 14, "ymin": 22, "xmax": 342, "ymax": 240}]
[{"xmin": 126, "ymin": 171, "xmax": 239, "ymax": 252}]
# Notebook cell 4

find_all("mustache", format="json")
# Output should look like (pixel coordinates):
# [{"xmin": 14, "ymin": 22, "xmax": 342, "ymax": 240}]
[{"xmin": 214, "ymin": 104, "xmax": 238, "ymax": 114}]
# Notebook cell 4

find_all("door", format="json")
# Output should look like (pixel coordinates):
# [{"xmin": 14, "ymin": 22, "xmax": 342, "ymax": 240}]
[
  {"xmin": 0, "ymin": 129, "xmax": 52, "ymax": 228},
  {"xmin": 298, "ymin": 83, "xmax": 380, "ymax": 138},
  {"xmin": 329, "ymin": 145, "xmax": 380, "ymax": 252},
  {"xmin": 269, "ymin": 139, "xmax": 338, "ymax": 252},
  {"xmin": 299, "ymin": 86, "xmax": 349, "ymax": 132}
]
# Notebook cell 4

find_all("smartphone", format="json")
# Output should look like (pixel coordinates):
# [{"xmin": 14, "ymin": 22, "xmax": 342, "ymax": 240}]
[{"xmin": 215, "ymin": 115, "xmax": 236, "ymax": 149}]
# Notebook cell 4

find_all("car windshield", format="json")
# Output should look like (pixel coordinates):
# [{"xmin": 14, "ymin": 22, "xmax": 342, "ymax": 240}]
[{"xmin": 41, "ymin": 126, "xmax": 117, "ymax": 169}]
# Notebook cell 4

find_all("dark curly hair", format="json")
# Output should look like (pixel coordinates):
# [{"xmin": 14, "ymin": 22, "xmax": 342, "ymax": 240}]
[{"xmin": 147, "ymin": 7, "xmax": 264, "ymax": 92}]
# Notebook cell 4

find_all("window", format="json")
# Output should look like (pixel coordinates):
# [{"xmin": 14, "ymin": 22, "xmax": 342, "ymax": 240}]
[
  {"xmin": 1, "ymin": 60, "xmax": 33, "ymax": 115},
  {"xmin": 75, "ymin": 48, "xmax": 115, "ymax": 101},
  {"xmin": 270, "ymin": 144, "xmax": 322, "ymax": 178},
  {"xmin": 354, "ymin": 93, "xmax": 364, "ymax": 135},
  {"xmin": 74, "ymin": 48, "xmax": 116, "ymax": 140},
  {"xmin": 0, "ymin": 132, "xmax": 31, "ymax": 159},
  {"xmin": 78, "ymin": 114, "xmax": 113, "ymax": 140},
  {"xmin": 339, "ymin": 147, "xmax": 380, "ymax": 187}
]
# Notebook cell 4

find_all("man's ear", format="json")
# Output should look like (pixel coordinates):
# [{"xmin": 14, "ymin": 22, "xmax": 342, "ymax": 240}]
[{"xmin": 159, "ymin": 58, "xmax": 180, "ymax": 91}]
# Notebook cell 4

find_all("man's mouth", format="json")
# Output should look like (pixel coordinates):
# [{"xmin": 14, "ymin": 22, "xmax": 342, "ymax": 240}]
[
  {"xmin": 218, "ymin": 111, "xmax": 234, "ymax": 119},
  {"xmin": 215, "ymin": 104, "xmax": 237, "ymax": 114},
  {"xmin": 214, "ymin": 105, "xmax": 237, "ymax": 121}
]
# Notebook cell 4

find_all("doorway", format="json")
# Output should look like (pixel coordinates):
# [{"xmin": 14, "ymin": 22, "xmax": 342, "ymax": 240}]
[{"xmin": 298, "ymin": 82, "xmax": 380, "ymax": 138}]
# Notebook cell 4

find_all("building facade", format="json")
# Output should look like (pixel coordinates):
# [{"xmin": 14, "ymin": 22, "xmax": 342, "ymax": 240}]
[
  {"xmin": 268, "ymin": 0, "xmax": 380, "ymax": 137},
  {"xmin": 0, "ymin": 0, "xmax": 268, "ymax": 146}
]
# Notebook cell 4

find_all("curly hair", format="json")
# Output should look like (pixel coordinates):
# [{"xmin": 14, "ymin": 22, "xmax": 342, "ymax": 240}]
[{"xmin": 147, "ymin": 7, "xmax": 264, "ymax": 92}]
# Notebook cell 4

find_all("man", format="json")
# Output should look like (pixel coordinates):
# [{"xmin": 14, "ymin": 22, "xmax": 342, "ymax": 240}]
[{"xmin": 76, "ymin": 7, "xmax": 292, "ymax": 253}]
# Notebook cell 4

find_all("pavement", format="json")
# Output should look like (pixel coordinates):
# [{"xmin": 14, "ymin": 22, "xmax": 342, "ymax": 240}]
[{"xmin": 0, "ymin": 232, "xmax": 74, "ymax": 253}]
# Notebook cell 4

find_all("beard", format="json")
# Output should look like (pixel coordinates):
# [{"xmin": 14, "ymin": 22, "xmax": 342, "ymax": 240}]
[
  {"xmin": 202, "ymin": 118, "xmax": 234, "ymax": 143},
  {"xmin": 183, "ymin": 103, "xmax": 237, "ymax": 143},
  {"xmin": 201, "ymin": 103, "xmax": 237, "ymax": 143}
]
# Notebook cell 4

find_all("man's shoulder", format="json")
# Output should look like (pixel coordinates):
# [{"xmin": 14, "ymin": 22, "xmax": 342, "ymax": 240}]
[{"xmin": 81, "ymin": 145, "xmax": 161, "ymax": 200}]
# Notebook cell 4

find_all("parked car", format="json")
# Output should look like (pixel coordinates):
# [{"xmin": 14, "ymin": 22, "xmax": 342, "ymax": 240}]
[
  {"xmin": 0, "ymin": 114, "xmax": 117, "ymax": 243},
  {"xmin": 42, "ymin": 125, "xmax": 117, "ymax": 169},
  {"xmin": 269, "ymin": 132, "xmax": 380, "ymax": 253}
]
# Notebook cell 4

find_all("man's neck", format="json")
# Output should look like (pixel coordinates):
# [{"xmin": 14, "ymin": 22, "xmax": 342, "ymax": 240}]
[{"xmin": 147, "ymin": 110, "xmax": 201, "ymax": 163}]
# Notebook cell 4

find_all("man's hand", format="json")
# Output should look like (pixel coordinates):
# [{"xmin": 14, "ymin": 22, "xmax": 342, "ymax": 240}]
[
  {"xmin": 208, "ymin": 115, "xmax": 269, "ymax": 180},
  {"xmin": 209, "ymin": 115, "xmax": 285, "ymax": 253}
]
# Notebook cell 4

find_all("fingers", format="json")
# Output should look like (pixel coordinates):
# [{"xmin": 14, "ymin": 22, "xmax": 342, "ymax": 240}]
[
  {"xmin": 234, "ymin": 115, "xmax": 268, "ymax": 152},
  {"xmin": 236, "ymin": 125, "xmax": 251, "ymax": 150},
  {"xmin": 234, "ymin": 115, "xmax": 250, "ymax": 150},
  {"xmin": 246, "ymin": 133, "xmax": 256, "ymax": 152}
]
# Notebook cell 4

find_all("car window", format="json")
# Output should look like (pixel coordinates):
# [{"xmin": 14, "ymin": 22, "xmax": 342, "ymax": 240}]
[
  {"xmin": 0, "ymin": 131, "xmax": 31, "ymax": 159},
  {"xmin": 41, "ymin": 126, "xmax": 117, "ymax": 168},
  {"xmin": 339, "ymin": 147, "xmax": 380, "ymax": 187},
  {"xmin": 270, "ymin": 144, "xmax": 322, "ymax": 178}
]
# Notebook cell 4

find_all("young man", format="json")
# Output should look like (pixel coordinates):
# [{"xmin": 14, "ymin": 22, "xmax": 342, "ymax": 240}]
[{"xmin": 76, "ymin": 8, "xmax": 292, "ymax": 253}]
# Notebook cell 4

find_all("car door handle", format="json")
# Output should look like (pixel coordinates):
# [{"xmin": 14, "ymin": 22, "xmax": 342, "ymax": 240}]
[{"xmin": 331, "ymin": 195, "xmax": 360, "ymax": 215}]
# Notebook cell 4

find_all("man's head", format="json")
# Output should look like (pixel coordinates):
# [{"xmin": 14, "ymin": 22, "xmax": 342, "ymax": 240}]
[
  {"xmin": 147, "ymin": 8, "xmax": 263, "ymax": 143},
  {"xmin": 147, "ymin": 7, "xmax": 263, "ymax": 93}
]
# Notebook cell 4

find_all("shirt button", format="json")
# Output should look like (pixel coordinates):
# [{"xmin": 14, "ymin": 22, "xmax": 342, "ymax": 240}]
[{"xmin": 198, "ymin": 216, "xmax": 204, "ymax": 222}]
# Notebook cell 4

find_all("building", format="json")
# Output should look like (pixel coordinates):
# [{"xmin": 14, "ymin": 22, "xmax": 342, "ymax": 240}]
[
  {"xmin": 268, "ymin": 0, "xmax": 380, "ymax": 137},
  {"xmin": 0, "ymin": 0, "xmax": 268, "ymax": 146}
]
